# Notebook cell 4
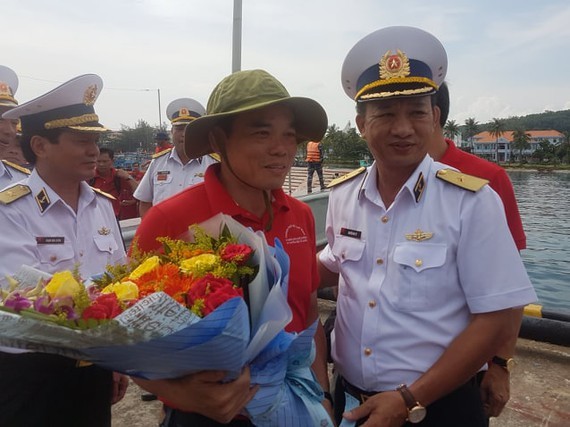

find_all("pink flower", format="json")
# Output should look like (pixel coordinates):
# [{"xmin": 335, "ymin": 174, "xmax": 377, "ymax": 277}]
[{"xmin": 3, "ymin": 293, "xmax": 32, "ymax": 312}]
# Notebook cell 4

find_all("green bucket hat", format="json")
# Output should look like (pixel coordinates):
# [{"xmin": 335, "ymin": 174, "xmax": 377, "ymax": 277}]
[{"xmin": 184, "ymin": 69, "xmax": 328, "ymax": 159}]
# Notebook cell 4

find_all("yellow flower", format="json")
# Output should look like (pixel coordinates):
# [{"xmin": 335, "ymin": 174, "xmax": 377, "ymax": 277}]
[
  {"xmin": 102, "ymin": 281, "xmax": 139, "ymax": 301},
  {"xmin": 129, "ymin": 256, "xmax": 160, "ymax": 280},
  {"xmin": 45, "ymin": 271, "xmax": 82, "ymax": 299},
  {"xmin": 180, "ymin": 253, "xmax": 220, "ymax": 276}
]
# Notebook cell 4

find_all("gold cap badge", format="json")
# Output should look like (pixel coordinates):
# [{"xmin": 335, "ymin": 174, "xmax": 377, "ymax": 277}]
[
  {"xmin": 380, "ymin": 50, "xmax": 411, "ymax": 80},
  {"xmin": 83, "ymin": 84, "xmax": 98, "ymax": 105}
]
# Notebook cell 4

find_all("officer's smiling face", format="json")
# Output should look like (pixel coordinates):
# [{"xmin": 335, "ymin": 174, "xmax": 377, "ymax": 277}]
[
  {"xmin": 356, "ymin": 96, "xmax": 437, "ymax": 174},
  {"xmin": 34, "ymin": 130, "xmax": 100, "ymax": 183},
  {"xmin": 216, "ymin": 104, "xmax": 297, "ymax": 192}
]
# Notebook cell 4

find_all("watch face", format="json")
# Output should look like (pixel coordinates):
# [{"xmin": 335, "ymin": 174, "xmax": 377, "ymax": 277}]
[
  {"xmin": 506, "ymin": 358, "xmax": 515, "ymax": 372},
  {"xmin": 409, "ymin": 406, "xmax": 427, "ymax": 423}
]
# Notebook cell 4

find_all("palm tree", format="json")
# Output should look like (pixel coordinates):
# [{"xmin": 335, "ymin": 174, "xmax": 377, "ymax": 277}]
[
  {"xmin": 443, "ymin": 120, "xmax": 460, "ymax": 144},
  {"xmin": 463, "ymin": 117, "xmax": 479, "ymax": 151},
  {"xmin": 489, "ymin": 118, "xmax": 506, "ymax": 163},
  {"xmin": 511, "ymin": 128, "xmax": 531, "ymax": 162}
]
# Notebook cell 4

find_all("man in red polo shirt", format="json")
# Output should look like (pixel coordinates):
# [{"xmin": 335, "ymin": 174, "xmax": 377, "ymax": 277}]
[
  {"xmin": 133, "ymin": 69, "xmax": 331, "ymax": 426},
  {"xmin": 91, "ymin": 147, "xmax": 139, "ymax": 219},
  {"xmin": 430, "ymin": 82, "xmax": 526, "ymax": 422}
]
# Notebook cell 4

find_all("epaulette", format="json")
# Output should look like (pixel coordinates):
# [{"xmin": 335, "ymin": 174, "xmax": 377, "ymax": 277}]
[
  {"xmin": 91, "ymin": 187, "xmax": 116, "ymax": 200},
  {"xmin": 0, "ymin": 184, "xmax": 31, "ymax": 205},
  {"xmin": 436, "ymin": 169, "xmax": 489, "ymax": 192},
  {"xmin": 152, "ymin": 148, "xmax": 172, "ymax": 159},
  {"xmin": 2, "ymin": 159, "xmax": 31, "ymax": 175},
  {"xmin": 327, "ymin": 167, "xmax": 367, "ymax": 188},
  {"xmin": 209, "ymin": 153, "xmax": 221, "ymax": 162}
]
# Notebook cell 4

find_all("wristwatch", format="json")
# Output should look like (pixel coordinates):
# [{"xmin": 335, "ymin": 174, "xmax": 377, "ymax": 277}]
[
  {"xmin": 397, "ymin": 384, "xmax": 426, "ymax": 423},
  {"xmin": 491, "ymin": 355, "xmax": 515, "ymax": 373}
]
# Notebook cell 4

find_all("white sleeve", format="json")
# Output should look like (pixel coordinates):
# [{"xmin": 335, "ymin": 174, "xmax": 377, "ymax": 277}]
[{"xmin": 133, "ymin": 160, "xmax": 155, "ymax": 203}]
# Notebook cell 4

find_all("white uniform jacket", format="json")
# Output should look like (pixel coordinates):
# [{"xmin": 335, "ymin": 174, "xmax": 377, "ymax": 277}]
[
  {"xmin": 0, "ymin": 169, "xmax": 126, "ymax": 280},
  {"xmin": 0, "ymin": 160, "xmax": 29, "ymax": 190},
  {"xmin": 319, "ymin": 155, "xmax": 536, "ymax": 392},
  {"xmin": 134, "ymin": 148, "xmax": 217, "ymax": 205}
]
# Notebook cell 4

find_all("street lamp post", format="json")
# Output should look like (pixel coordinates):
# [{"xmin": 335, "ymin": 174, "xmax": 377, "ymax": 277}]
[
  {"xmin": 157, "ymin": 88, "xmax": 162, "ymax": 128},
  {"xmin": 232, "ymin": 0, "xmax": 242, "ymax": 73}
]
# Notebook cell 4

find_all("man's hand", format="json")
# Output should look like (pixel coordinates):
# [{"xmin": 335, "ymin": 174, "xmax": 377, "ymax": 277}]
[
  {"xmin": 133, "ymin": 368, "xmax": 258, "ymax": 424},
  {"xmin": 112, "ymin": 372, "xmax": 129, "ymax": 404},
  {"xmin": 343, "ymin": 391, "xmax": 408, "ymax": 427},
  {"xmin": 115, "ymin": 169, "xmax": 131, "ymax": 180},
  {"xmin": 480, "ymin": 364, "xmax": 510, "ymax": 417}
]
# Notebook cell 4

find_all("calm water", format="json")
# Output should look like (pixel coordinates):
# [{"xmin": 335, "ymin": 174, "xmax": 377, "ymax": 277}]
[{"xmin": 509, "ymin": 171, "xmax": 570, "ymax": 312}]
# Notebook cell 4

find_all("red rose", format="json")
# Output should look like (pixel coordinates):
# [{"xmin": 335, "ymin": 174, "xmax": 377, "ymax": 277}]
[
  {"xmin": 220, "ymin": 244, "xmax": 253, "ymax": 266},
  {"xmin": 188, "ymin": 274, "xmax": 243, "ymax": 316},
  {"xmin": 82, "ymin": 293, "xmax": 123, "ymax": 320}
]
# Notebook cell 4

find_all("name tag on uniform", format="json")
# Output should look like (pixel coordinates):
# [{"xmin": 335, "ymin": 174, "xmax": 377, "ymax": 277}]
[
  {"xmin": 156, "ymin": 171, "xmax": 170, "ymax": 181},
  {"xmin": 340, "ymin": 227, "xmax": 361, "ymax": 239},
  {"xmin": 36, "ymin": 236, "xmax": 65, "ymax": 244}
]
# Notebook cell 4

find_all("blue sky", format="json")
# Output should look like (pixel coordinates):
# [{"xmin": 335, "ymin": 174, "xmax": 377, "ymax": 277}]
[{"xmin": 3, "ymin": 0, "xmax": 570, "ymax": 132}]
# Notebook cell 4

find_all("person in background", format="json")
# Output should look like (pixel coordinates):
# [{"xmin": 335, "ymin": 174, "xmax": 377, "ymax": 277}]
[
  {"xmin": 0, "ymin": 65, "xmax": 30, "ymax": 189},
  {"xmin": 0, "ymin": 74, "xmax": 128, "ymax": 427},
  {"xmin": 154, "ymin": 130, "xmax": 173, "ymax": 154},
  {"xmin": 90, "ymin": 147, "xmax": 139, "ymax": 220},
  {"xmin": 132, "ymin": 69, "xmax": 331, "ymax": 426},
  {"xmin": 430, "ymin": 81, "xmax": 526, "ymax": 421},
  {"xmin": 306, "ymin": 139, "xmax": 326, "ymax": 193},
  {"xmin": 134, "ymin": 98, "xmax": 218, "ymax": 217},
  {"xmin": 318, "ymin": 26, "xmax": 536, "ymax": 426},
  {"xmin": 129, "ymin": 161, "xmax": 145, "ymax": 182}
]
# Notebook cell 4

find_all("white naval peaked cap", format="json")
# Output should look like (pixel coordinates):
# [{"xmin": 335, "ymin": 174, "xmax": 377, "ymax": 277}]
[
  {"xmin": 166, "ymin": 98, "xmax": 206, "ymax": 126},
  {"xmin": 341, "ymin": 26, "xmax": 447, "ymax": 102},
  {"xmin": 0, "ymin": 65, "xmax": 19, "ymax": 108},
  {"xmin": 3, "ymin": 74, "xmax": 108, "ymax": 133}
]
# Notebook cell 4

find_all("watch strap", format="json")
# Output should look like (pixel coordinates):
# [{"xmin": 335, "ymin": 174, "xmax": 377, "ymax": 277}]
[{"xmin": 397, "ymin": 384, "xmax": 418, "ymax": 409}]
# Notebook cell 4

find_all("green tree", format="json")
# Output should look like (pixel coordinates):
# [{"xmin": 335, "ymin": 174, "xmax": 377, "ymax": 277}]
[
  {"xmin": 511, "ymin": 128, "xmax": 531, "ymax": 162},
  {"xmin": 443, "ymin": 120, "xmax": 460, "ymax": 142},
  {"xmin": 116, "ymin": 120, "xmax": 158, "ymax": 153},
  {"xmin": 489, "ymin": 118, "xmax": 506, "ymax": 163},
  {"xmin": 555, "ymin": 131, "xmax": 570, "ymax": 164},
  {"xmin": 322, "ymin": 124, "xmax": 369, "ymax": 166},
  {"xmin": 463, "ymin": 117, "xmax": 479, "ymax": 151}
]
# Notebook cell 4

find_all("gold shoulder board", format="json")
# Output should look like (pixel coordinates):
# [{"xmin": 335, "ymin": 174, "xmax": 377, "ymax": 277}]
[
  {"xmin": 0, "ymin": 184, "xmax": 32, "ymax": 205},
  {"xmin": 2, "ymin": 160, "xmax": 31, "ymax": 175},
  {"xmin": 327, "ymin": 167, "xmax": 367, "ymax": 188},
  {"xmin": 91, "ymin": 187, "xmax": 117, "ymax": 200},
  {"xmin": 209, "ymin": 153, "xmax": 221, "ymax": 162},
  {"xmin": 436, "ymin": 169, "xmax": 489, "ymax": 192},
  {"xmin": 152, "ymin": 148, "xmax": 172, "ymax": 159}
]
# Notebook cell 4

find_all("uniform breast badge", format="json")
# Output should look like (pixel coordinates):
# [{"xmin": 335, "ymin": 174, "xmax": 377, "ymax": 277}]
[
  {"xmin": 405, "ymin": 229, "xmax": 433, "ymax": 242},
  {"xmin": 98, "ymin": 226, "xmax": 111, "ymax": 236}
]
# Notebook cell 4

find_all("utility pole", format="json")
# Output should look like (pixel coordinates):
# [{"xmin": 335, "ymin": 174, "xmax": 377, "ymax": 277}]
[
  {"xmin": 232, "ymin": 0, "xmax": 242, "ymax": 73},
  {"xmin": 157, "ymin": 88, "xmax": 162, "ymax": 129}
]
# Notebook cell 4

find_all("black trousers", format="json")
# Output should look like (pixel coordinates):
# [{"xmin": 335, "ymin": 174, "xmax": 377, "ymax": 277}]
[
  {"xmin": 334, "ymin": 374, "xmax": 488, "ymax": 427},
  {"xmin": 161, "ymin": 406, "xmax": 254, "ymax": 427},
  {"xmin": 307, "ymin": 162, "xmax": 325, "ymax": 192},
  {"xmin": 0, "ymin": 352, "xmax": 113, "ymax": 427}
]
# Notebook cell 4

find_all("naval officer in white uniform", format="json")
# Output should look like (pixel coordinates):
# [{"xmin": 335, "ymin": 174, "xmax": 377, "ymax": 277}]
[{"xmin": 134, "ymin": 97, "xmax": 218, "ymax": 217}]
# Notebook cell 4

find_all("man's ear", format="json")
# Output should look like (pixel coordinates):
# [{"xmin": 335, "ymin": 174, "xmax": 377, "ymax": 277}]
[
  {"xmin": 355, "ymin": 114, "xmax": 366, "ymax": 138},
  {"xmin": 433, "ymin": 106, "xmax": 441, "ymax": 130},
  {"xmin": 30, "ymin": 135, "xmax": 49, "ymax": 160}
]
